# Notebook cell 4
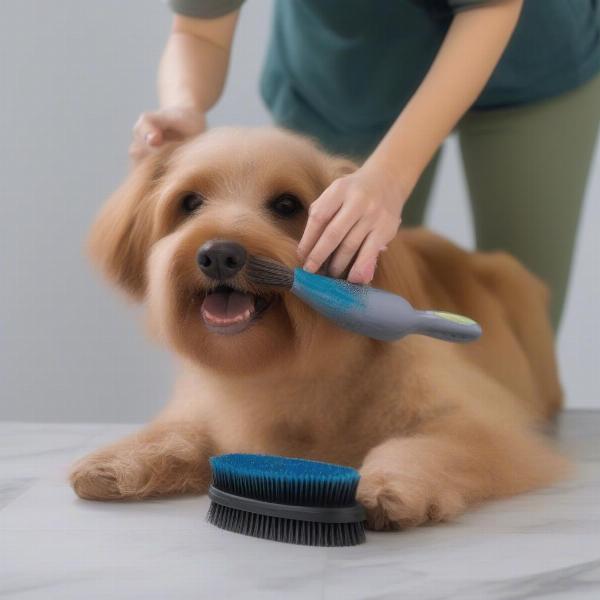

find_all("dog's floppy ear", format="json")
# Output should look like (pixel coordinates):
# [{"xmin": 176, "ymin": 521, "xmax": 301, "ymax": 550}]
[{"xmin": 87, "ymin": 147, "xmax": 173, "ymax": 300}]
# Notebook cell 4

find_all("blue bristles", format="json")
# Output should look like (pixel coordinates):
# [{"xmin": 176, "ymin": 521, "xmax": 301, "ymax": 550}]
[
  {"xmin": 210, "ymin": 454, "xmax": 360, "ymax": 505},
  {"xmin": 206, "ymin": 454, "xmax": 366, "ymax": 546}
]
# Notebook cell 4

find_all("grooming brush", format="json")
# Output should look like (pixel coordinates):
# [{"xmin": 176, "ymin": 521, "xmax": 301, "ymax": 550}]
[
  {"xmin": 206, "ymin": 454, "xmax": 366, "ymax": 546},
  {"xmin": 246, "ymin": 256, "xmax": 482, "ymax": 343}
]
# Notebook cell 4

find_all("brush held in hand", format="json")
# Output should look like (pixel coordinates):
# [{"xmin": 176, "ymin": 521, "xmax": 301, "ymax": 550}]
[{"xmin": 246, "ymin": 256, "xmax": 482, "ymax": 343}]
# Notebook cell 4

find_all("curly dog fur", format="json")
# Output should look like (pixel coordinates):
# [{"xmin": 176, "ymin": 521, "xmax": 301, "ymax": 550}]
[{"xmin": 71, "ymin": 128, "xmax": 568, "ymax": 529}]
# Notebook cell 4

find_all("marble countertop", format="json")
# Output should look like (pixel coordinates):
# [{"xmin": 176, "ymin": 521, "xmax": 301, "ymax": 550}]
[{"xmin": 0, "ymin": 412, "xmax": 599, "ymax": 599}]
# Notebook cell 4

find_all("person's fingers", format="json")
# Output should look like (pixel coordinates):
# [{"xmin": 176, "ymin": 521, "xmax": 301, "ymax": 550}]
[
  {"xmin": 328, "ymin": 218, "xmax": 374, "ymax": 278},
  {"xmin": 152, "ymin": 109, "xmax": 205, "ymax": 138},
  {"xmin": 347, "ymin": 223, "xmax": 397, "ymax": 284},
  {"xmin": 302, "ymin": 200, "xmax": 362, "ymax": 274},
  {"xmin": 297, "ymin": 186, "xmax": 345, "ymax": 263},
  {"xmin": 130, "ymin": 109, "xmax": 206, "ymax": 163},
  {"xmin": 128, "ymin": 132, "xmax": 161, "ymax": 162},
  {"xmin": 145, "ymin": 128, "xmax": 164, "ymax": 147},
  {"xmin": 130, "ymin": 111, "xmax": 178, "ymax": 161},
  {"xmin": 133, "ymin": 112, "xmax": 165, "ymax": 145}
]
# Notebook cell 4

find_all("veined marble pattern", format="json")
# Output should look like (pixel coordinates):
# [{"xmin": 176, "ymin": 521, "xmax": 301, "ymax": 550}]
[{"xmin": 0, "ymin": 412, "xmax": 598, "ymax": 600}]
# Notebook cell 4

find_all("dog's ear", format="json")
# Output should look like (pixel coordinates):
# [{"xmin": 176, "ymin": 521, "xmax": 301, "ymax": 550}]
[{"xmin": 87, "ymin": 147, "xmax": 174, "ymax": 300}]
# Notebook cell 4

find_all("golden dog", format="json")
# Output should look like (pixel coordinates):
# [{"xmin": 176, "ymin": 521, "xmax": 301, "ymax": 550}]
[{"xmin": 71, "ymin": 127, "xmax": 567, "ymax": 529}]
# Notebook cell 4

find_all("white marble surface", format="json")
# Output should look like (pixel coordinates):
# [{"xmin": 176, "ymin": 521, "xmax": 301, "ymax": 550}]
[{"xmin": 0, "ymin": 413, "xmax": 598, "ymax": 600}]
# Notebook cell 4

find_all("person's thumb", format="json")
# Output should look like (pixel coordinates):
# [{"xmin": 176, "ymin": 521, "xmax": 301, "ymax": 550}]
[
  {"xmin": 145, "ymin": 126, "xmax": 164, "ymax": 147},
  {"xmin": 135, "ymin": 112, "xmax": 168, "ymax": 147}
]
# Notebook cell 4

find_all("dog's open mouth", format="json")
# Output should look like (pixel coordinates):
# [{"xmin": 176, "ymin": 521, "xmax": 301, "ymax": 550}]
[{"xmin": 200, "ymin": 285, "xmax": 273, "ymax": 335}]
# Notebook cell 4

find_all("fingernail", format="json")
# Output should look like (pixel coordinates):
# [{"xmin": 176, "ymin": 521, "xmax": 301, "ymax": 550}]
[
  {"xmin": 363, "ymin": 259, "xmax": 376, "ymax": 282},
  {"xmin": 303, "ymin": 259, "xmax": 318, "ymax": 273},
  {"xmin": 347, "ymin": 270, "xmax": 361, "ymax": 284}
]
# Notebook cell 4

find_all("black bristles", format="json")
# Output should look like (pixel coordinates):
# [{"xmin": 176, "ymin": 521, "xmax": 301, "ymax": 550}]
[
  {"xmin": 207, "ymin": 503, "xmax": 366, "ymax": 547},
  {"xmin": 246, "ymin": 256, "xmax": 294, "ymax": 289},
  {"xmin": 206, "ymin": 454, "xmax": 367, "ymax": 547}
]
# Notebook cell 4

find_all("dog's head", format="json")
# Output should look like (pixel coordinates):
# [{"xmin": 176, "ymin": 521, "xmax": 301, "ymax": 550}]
[{"xmin": 89, "ymin": 127, "xmax": 364, "ymax": 375}]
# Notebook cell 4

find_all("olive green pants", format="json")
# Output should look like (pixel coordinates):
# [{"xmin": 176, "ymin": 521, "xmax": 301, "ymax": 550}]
[{"xmin": 402, "ymin": 73, "xmax": 600, "ymax": 329}]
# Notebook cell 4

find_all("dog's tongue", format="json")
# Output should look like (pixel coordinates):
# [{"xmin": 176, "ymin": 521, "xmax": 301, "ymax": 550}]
[{"xmin": 201, "ymin": 290, "xmax": 254, "ymax": 325}]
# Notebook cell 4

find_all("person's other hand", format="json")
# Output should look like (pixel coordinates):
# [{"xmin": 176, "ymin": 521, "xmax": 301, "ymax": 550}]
[
  {"xmin": 297, "ymin": 164, "xmax": 408, "ymax": 284},
  {"xmin": 129, "ymin": 106, "xmax": 206, "ymax": 161}
]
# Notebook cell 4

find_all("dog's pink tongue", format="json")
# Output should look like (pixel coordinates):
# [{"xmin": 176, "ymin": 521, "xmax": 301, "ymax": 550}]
[{"xmin": 201, "ymin": 290, "xmax": 254, "ymax": 325}]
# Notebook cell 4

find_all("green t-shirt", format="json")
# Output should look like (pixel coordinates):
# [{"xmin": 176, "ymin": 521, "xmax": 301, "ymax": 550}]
[{"xmin": 170, "ymin": 0, "xmax": 600, "ymax": 156}]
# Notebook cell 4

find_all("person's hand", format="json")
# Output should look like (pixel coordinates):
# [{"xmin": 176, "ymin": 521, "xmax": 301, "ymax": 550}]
[
  {"xmin": 297, "ymin": 163, "xmax": 408, "ymax": 284},
  {"xmin": 129, "ymin": 106, "xmax": 206, "ymax": 161}
]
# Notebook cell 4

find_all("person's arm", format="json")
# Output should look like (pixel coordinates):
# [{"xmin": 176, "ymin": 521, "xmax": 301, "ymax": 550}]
[
  {"xmin": 298, "ymin": 0, "xmax": 523, "ymax": 284},
  {"xmin": 130, "ymin": 11, "xmax": 239, "ymax": 160}
]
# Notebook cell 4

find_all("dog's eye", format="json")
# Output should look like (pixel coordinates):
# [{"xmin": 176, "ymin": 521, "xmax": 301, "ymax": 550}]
[
  {"xmin": 180, "ymin": 192, "xmax": 204, "ymax": 214},
  {"xmin": 268, "ymin": 194, "xmax": 304, "ymax": 218}
]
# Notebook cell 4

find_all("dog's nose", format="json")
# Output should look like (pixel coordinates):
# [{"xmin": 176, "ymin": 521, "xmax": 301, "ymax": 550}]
[{"xmin": 197, "ymin": 240, "xmax": 247, "ymax": 280}]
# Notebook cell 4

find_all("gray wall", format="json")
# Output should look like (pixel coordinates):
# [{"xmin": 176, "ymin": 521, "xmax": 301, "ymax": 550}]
[{"xmin": 1, "ymin": 1, "xmax": 598, "ymax": 423}]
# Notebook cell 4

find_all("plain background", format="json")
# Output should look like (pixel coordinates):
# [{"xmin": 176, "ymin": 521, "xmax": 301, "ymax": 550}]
[{"xmin": 1, "ymin": 0, "xmax": 598, "ymax": 423}]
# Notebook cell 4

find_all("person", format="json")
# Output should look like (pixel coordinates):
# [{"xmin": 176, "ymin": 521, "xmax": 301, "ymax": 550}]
[{"xmin": 130, "ymin": 0, "xmax": 600, "ymax": 328}]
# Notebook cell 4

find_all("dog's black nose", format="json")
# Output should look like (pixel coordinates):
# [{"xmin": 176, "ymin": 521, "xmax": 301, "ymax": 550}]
[{"xmin": 197, "ymin": 240, "xmax": 247, "ymax": 280}]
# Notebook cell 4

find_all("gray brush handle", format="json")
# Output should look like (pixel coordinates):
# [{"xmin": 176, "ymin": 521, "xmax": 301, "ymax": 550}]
[
  {"xmin": 208, "ymin": 486, "xmax": 366, "ymax": 523},
  {"xmin": 290, "ymin": 268, "xmax": 482, "ymax": 343}
]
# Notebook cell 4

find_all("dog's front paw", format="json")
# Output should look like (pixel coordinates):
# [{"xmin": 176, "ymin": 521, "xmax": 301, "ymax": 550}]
[
  {"xmin": 357, "ymin": 466, "xmax": 466, "ymax": 531},
  {"xmin": 70, "ymin": 454, "xmax": 126, "ymax": 500},
  {"xmin": 70, "ymin": 424, "xmax": 211, "ymax": 501}
]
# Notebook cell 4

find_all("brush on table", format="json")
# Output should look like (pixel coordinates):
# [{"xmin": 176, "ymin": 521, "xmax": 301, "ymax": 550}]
[
  {"xmin": 207, "ymin": 454, "xmax": 366, "ymax": 546},
  {"xmin": 246, "ymin": 256, "xmax": 482, "ymax": 343}
]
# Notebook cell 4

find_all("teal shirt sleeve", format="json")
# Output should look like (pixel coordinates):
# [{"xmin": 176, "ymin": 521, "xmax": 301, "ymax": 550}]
[
  {"xmin": 167, "ymin": 0, "xmax": 489, "ymax": 19},
  {"xmin": 448, "ymin": 0, "xmax": 492, "ymax": 9},
  {"xmin": 168, "ymin": 0, "xmax": 245, "ymax": 19},
  {"xmin": 416, "ymin": 1, "xmax": 495, "ymax": 18}
]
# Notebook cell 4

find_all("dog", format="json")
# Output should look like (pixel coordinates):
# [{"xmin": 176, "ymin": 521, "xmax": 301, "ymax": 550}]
[{"xmin": 70, "ymin": 127, "xmax": 567, "ymax": 529}]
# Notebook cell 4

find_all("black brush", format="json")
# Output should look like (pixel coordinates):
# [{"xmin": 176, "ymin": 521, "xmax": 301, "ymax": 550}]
[{"xmin": 206, "ymin": 454, "xmax": 366, "ymax": 546}]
